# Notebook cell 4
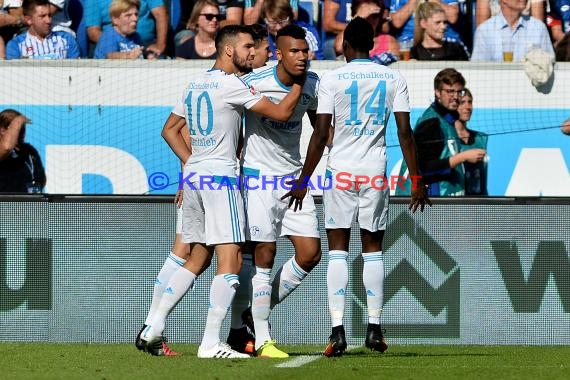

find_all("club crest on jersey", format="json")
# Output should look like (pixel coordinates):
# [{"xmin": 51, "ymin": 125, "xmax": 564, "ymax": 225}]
[
  {"xmin": 249, "ymin": 85, "xmax": 257, "ymax": 95},
  {"xmin": 300, "ymin": 94, "xmax": 311, "ymax": 106},
  {"xmin": 250, "ymin": 226, "xmax": 261, "ymax": 237}
]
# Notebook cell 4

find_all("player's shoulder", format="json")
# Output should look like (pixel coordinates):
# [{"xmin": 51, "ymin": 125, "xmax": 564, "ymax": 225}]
[
  {"xmin": 320, "ymin": 65, "xmax": 344, "ymax": 80},
  {"xmin": 363, "ymin": 61, "xmax": 407, "ymax": 83},
  {"xmin": 209, "ymin": 69, "xmax": 244, "ymax": 84},
  {"xmin": 186, "ymin": 69, "xmax": 235, "ymax": 88},
  {"xmin": 306, "ymin": 70, "xmax": 320, "ymax": 83},
  {"xmin": 242, "ymin": 65, "xmax": 275, "ymax": 85},
  {"xmin": 302, "ymin": 70, "xmax": 320, "ymax": 96}
]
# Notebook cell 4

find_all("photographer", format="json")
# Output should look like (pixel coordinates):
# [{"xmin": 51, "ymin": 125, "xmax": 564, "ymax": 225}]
[{"xmin": 0, "ymin": 109, "xmax": 46, "ymax": 193}]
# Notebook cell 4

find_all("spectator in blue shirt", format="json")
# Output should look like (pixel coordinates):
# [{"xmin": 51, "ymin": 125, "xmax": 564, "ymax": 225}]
[
  {"xmin": 390, "ymin": 0, "xmax": 461, "ymax": 45},
  {"xmin": 471, "ymin": 0, "xmax": 555, "ymax": 61},
  {"xmin": 94, "ymin": 0, "xmax": 148, "ymax": 59},
  {"xmin": 6, "ymin": 0, "xmax": 79, "ymax": 59},
  {"xmin": 86, "ymin": 0, "xmax": 168, "ymax": 57}
]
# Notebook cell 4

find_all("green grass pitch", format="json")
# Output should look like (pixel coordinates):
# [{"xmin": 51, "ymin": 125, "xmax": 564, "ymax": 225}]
[{"xmin": 2, "ymin": 343, "xmax": 570, "ymax": 380}]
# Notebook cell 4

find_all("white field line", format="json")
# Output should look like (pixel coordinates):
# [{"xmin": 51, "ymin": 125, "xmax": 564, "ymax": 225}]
[{"xmin": 275, "ymin": 345, "xmax": 359, "ymax": 368}]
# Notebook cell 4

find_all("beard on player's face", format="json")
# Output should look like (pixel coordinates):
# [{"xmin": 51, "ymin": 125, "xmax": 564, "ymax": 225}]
[{"xmin": 233, "ymin": 53, "xmax": 253, "ymax": 73}]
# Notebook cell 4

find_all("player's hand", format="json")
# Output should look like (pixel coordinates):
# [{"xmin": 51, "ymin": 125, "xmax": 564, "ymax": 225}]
[
  {"xmin": 409, "ymin": 178, "xmax": 431, "ymax": 213},
  {"xmin": 292, "ymin": 70, "xmax": 307, "ymax": 86},
  {"xmin": 280, "ymin": 178, "xmax": 309, "ymax": 212},
  {"xmin": 174, "ymin": 190, "xmax": 183, "ymax": 208}
]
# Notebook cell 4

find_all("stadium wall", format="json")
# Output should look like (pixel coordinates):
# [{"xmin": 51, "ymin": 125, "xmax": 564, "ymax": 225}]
[
  {"xmin": 1, "ymin": 196, "xmax": 569, "ymax": 345},
  {"xmin": 0, "ymin": 61, "xmax": 568, "ymax": 196}
]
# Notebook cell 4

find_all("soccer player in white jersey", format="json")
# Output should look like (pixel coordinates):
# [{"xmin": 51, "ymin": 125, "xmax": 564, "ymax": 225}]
[
  {"xmin": 234, "ymin": 24, "xmax": 321, "ymax": 358},
  {"xmin": 134, "ymin": 127, "xmax": 212, "ymax": 356},
  {"xmin": 283, "ymin": 17, "xmax": 430, "ymax": 357},
  {"xmin": 6, "ymin": 0, "xmax": 79, "ymax": 59},
  {"xmin": 140, "ymin": 25, "xmax": 305, "ymax": 359},
  {"xmin": 136, "ymin": 25, "xmax": 271, "ymax": 358}
]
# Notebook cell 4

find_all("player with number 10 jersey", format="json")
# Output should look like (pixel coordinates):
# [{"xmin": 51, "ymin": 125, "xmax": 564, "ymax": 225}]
[{"xmin": 173, "ymin": 69, "xmax": 263, "ymax": 180}]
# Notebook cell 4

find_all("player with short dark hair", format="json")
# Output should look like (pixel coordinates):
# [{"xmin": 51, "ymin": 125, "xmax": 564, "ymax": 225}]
[
  {"xmin": 140, "ymin": 25, "xmax": 305, "ymax": 358},
  {"xmin": 237, "ymin": 23, "xmax": 320, "ymax": 358},
  {"xmin": 248, "ymin": 23, "xmax": 272, "ymax": 68},
  {"xmin": 282, "ymin": 17, "xmax": 430, "ymax": 357},
  {"xmin": 236, "ymin": 25, "xmax": 321, "ymax": 358}
]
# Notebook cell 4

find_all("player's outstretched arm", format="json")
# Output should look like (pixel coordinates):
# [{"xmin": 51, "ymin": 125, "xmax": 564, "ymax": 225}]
[
  {"xmin": 395, "ymin": 111, "xmax": 431, "ymax": 212},
  {"xmin": 249, "ymin": 76, "xmax": 306, "ymax": 122},
  {"xmin": 161, "ymin": 113, "xmax": 192, "ymax": 164},
  {"xmin": 281, "ymin": 113, "xmax": 331, "ymax": 211}
]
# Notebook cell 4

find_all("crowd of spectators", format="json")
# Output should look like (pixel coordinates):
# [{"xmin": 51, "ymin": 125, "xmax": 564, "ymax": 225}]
[{"xmin": 0, "ymin": 0, "xmax": 569, "ymax": 61}]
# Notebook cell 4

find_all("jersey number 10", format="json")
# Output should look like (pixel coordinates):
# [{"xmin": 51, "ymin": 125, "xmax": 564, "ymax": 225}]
[
  {"xmin": 344, "ymin": 80, "xmax": 387, "ymax": 126},
  {"xmin": 185, "ymin": 91, "xmax": 214, "ymax": 136}
]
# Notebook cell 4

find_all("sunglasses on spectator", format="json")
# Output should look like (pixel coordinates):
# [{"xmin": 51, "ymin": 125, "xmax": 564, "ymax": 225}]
[
  {"xmin": 200, "ymin": 13, "xmax": 222, "ymax": 21},
  {"xmin": 441, "ymin": 89, "xmax": 466, "ymax": 97},
  {"xmin": 265, "ymin": 17, "xmax": 290, "ymax": 27}
]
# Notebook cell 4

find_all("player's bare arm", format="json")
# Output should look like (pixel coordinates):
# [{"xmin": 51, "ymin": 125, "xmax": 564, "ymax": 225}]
[
  {"xmin": 281, "ymin": 113, "xmax": 331, "ymax": 211},
  {"xmin": 394, "ymin": 112, "xmax": 431, "ymax": 212},
  {"xmin": 161, "ymin": 113, "xmax": 192, "ymax": 164},
  {"xmin": 173, "ymin": 126, "xmax": 192, "ymax": 208},
  {"xmin": 249, "ymin": 80, "xmax": 305, "ymax": 122},
  {"xmin": 307, "ymin": 109, "xmax": 317, "ymax": 128}
]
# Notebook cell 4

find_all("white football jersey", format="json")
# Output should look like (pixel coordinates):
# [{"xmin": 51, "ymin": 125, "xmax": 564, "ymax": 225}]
[
  {"xmin": 172, "ymin": 69, "xmax": 263, "ymax": 177},
  {"xmin": 317, "ymin": 59, "xmax": 410, "ymax": 177},
  {"xmin": 241, "ymin": 66, "xmax": 319, "ymax": 177}
]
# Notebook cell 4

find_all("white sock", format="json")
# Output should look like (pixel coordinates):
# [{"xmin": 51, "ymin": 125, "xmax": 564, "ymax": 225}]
[
  {"xmin": 251, "ymin": 267, "xmax": 272, "ymax": 350},
  {"xmin": 230, "ymin": 255, "xmax": 252, "ymax": 329},
  {"xmin": 327, "ymin": 250, "xmax": 348, "ymax": 327},
  {"xmin": 270, "ymin": 257, "xmax": 307, "ymax": 308},
  {"xmin": 144, "ymin": 252, "xmax": 186, "ymax": 325},
  {"xmin": 201, "ymin": 274, "xmax": 239, "ymax": 349},
  {"xmin": 362, "ymin": 251, "xmax": 384, "ymax": 325},
  {"xmin": 143, "ymin": 266, "xmax": 195, "ymax": 341}
]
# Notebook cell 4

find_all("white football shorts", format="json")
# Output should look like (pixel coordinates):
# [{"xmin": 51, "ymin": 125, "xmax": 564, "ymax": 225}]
[
  {"xmin": 182, "ymin": 181, "xmax": 246, "ymax": 245},
  {"xmin": 323, "ymin": 179, "xmax": 389, "ymax": 232},
  {"xmin": 243, "ymin": 183, "xmax": 320, "ymax": 242},
  {"xmin": 175, "ymin": 203, "xmax": 183, "ymax": 235}
]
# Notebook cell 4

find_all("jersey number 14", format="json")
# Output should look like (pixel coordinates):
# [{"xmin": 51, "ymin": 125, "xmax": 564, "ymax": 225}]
[{"xmin": 344, "ymin": 80, "xmax": 387, "ymax": 126}]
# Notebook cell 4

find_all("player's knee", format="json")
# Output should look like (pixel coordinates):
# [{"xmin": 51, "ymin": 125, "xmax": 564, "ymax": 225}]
[
  {"xmin": 254, "ymin": 243, "xmax": 277, "ymax": 268},
  {"xmin": 296, "ymin": 246, "xmax": 322, "ymax": 271}
]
